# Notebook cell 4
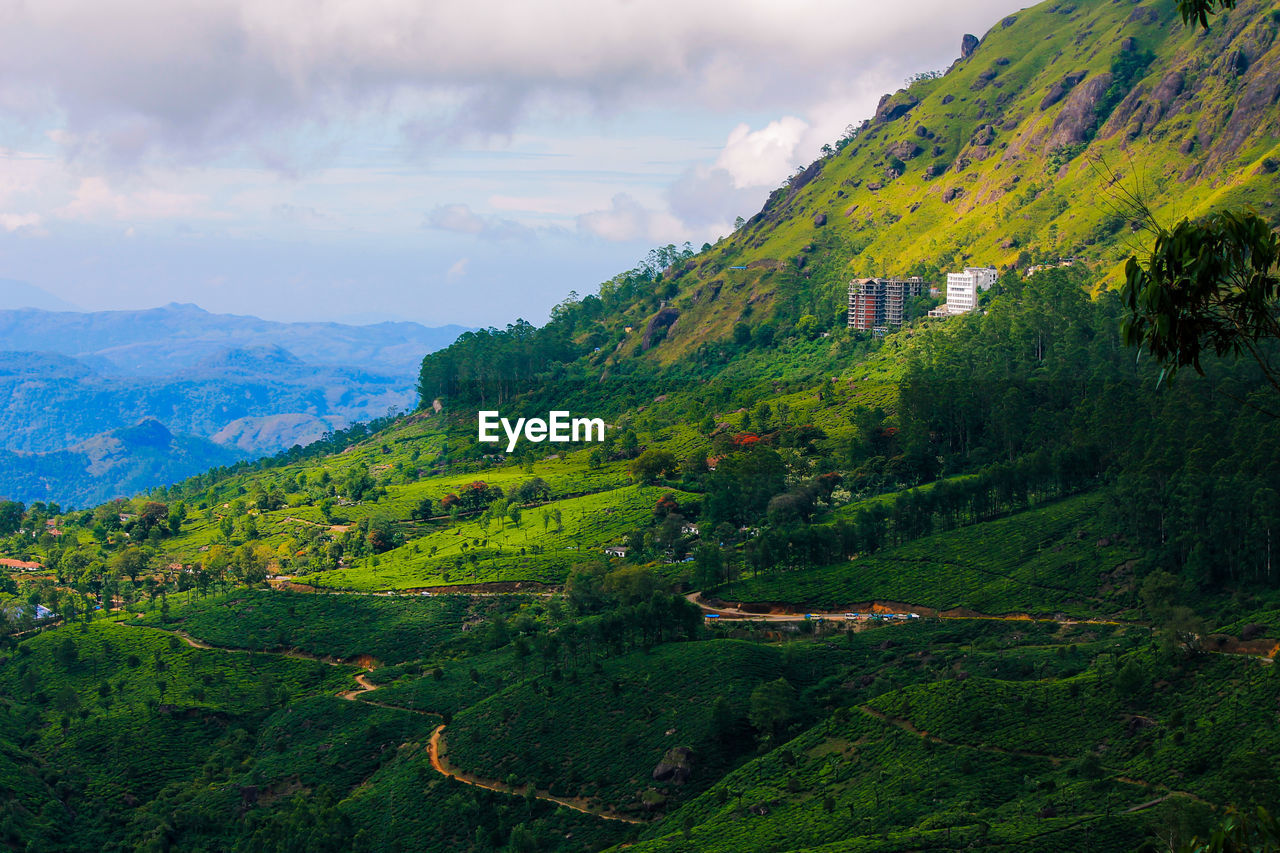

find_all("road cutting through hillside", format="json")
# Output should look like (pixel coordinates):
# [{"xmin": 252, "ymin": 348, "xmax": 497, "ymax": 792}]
[
  {"xmin": 685, "ymin": 591, "xmax": 1131, "ymax": 627},
  {"xmin": 124, "ymin": 623, "xmax": 380, "ymax": 669},
  {"xmin": 124, "ymin": 621, "xmax": 644, "ymax": 820},
  {"xmin": 426, "ymin": 724, "xmax": 647, "ymax": 824}
]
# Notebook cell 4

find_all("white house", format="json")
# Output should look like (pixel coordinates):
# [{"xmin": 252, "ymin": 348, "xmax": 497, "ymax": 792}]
[
  {"xmin": 932, "ymin": 267, "xmax": 998, "ymax": 317},
  {"xmin": 603, "ymin": 545, "xmax": 629, "ymax": 558}
]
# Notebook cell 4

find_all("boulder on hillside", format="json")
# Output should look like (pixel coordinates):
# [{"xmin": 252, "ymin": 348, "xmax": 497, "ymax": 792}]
[
  {"xmin": 652, "ymin": 747, "xmax": 695, "ymax": 784},
  {"xmin": 875, "ymin": 91, "xmax": 920, "ymax": 123},
  {"xmin": 972, "ymin": 68, "xmax": 998, "ymax": 91},
  {"xmin": 1046, "ymin": 73, "xmax": 1112, "ymax": 148},
  {"xmin": 641, "ymin": 308, "xmax": 679, "ymax": 351},
  {"xmin": 886, "ymin": 140, "xmax": 922, "ymax": 161},
  {"xmin": 812, "ymin": 212, "xmax": 827, "ymax": 227},
  {"xmin": 1151, "ymin": 71, "xmax": 1185, "ymax": 110},
  {"xmin": 971, "ymin": 124, "xmax": 996, "ymax": 146},
  {"xmin": 961, "ymin": 33, "xmax": 980, "ymax": 58},
  {"xmin": 1040, "ymin": 71, "xmax": 1088, "ymax": 110}
]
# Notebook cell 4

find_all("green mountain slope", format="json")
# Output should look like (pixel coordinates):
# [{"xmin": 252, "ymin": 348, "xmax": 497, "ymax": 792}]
[
  {"xmin": 527, "ymin": 0, "xmax": 1280, "ymax": 368},
  {"xmin": 2, "ymin": 1, "xmax": 1280, "ymax": 851}
]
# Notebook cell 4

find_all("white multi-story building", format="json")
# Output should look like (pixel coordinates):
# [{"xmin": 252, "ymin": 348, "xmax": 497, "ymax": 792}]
[{"xmin": 932, "ymin": 267, "xmax": 998, "ymax": 317}]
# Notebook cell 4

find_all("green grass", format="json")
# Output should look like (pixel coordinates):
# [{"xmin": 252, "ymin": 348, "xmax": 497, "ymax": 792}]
[
  {"xmin": 624, "ymin": 640, "xmax": 1277, "ymax": 852},
  {"xmin": 443, "ymin": 640, "xmax": 793, "ymax": 816},
  {"xmin": 717, "ymin": 492, "xmax": 1136, "ymax": 618},
  {"xmin": 300, "ymin": 484, "xmax": 699, "ymax": 591},
  {"xmin": 135, "ymin": 588, "xmax": 495, "ymax": 664},
  {"xmin": 365, "ymin": 646, "xmax": 521, "ymax": 717}
]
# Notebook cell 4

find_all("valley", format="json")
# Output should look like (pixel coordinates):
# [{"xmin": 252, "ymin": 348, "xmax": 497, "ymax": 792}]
[{"xmin": 1, "ymin": 0, "xmax": 1279, "ymax": 850}]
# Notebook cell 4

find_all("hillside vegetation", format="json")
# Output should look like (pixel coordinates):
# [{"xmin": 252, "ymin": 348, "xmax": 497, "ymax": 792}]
[{"xmin": 1, "ymin": 0, "xmax": 1279, "ymax": 850}]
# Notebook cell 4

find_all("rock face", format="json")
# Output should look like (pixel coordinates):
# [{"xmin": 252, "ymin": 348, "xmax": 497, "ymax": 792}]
[
  {"xmin": 1218, "ymin": 70, "xmax": 1280, "ymax": 157},
  {"xmin": 1040, "ymin": 71, "xmax": 1088, "ymax": 110},
  {"xmin": 875, "ymin": 91, "xmax": 920, "ymax": 123},
  {"xmin": 652, "ymin": 747, "xmax": 695, "ymax": 784},
  {"xmin": 1047, "ymin": 73, "xmax": 1112, "ymax": 148},
  {"xmin": 641, "ymin": 308, "xmax": 679, "ymax": 351},
  {"xmin": 1151, "ymin": 71, "xmax": 1185, "ymax": 109},
  {"xmin": 961, "ymin": 33, "xmax": 980, "ymax": 58},
  {"xmin": 886, "ymin": 140, "xmax": 922, "ymax": 161}
]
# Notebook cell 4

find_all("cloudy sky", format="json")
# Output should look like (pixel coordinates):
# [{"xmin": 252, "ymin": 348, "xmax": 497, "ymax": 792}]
[{"xmin": 0, "ymin": 0, "xmax": 1017, "ymax": 327}]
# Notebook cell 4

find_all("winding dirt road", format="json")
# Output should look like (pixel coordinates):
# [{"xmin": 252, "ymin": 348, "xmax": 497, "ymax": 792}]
[
  {"xmin": 128, "ymin": 622, "xmax": 643, "ymax": 822},
  {"xmin": 686, "ymin": 591, "xmax": 1129, "ymax": 626},
  {"xmin": 426, "ymin": 724, "xmax": 646, "ymax": 824}
]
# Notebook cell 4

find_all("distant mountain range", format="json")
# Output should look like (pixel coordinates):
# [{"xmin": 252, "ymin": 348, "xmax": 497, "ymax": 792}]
[
  {"xmin": 0, "ymin": 418, "xmax": 245, "ymax": 509},
  {"xmin": 0, "ymin": 302, "xmax": 465, "ymax": 377},
  {"xmin": 0, "ymin": 303, "xmax": 467, "ymax": 507}
]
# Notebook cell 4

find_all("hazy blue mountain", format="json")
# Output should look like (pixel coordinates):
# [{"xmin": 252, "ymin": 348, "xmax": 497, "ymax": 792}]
[
  {"xmin": 0, "ymin": 279, "xmax": 80, "ymax": 312},
  {"xmin": 0, "ymin": 418, "xmax": 245, "ymax": 509},
  {"xmin": 0, "ymin": 303, "xmax": 469, "ymax": 504},
  {"xmin": 0, "ymin": 302, "xmax": 467, "ymax": 377}
]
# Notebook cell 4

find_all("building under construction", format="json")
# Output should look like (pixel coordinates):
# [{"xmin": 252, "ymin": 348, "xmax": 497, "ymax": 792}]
[{"xmin": 847, "ymin": 277, "xmax": 927, "ymax": 332}]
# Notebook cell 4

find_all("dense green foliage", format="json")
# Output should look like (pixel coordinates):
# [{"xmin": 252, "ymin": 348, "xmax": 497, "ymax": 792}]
[{"xmin": 2, "ymin": 0, "xmax": 1280, "ymax": 850}]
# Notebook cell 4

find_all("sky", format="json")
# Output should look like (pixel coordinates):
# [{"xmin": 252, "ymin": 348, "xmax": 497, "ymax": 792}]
[{"xmin": 0, "ymin": 0, "xmax": 1019, "ymax": 328}]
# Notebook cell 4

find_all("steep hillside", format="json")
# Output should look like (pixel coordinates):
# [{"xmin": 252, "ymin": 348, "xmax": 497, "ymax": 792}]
[
  {"xmin": 1, "ymin": 2, "xmax": 1279, "ymax": 850},
  {"xmin": 609, "ymin": 0, "xmax": 1280, "ymax": 363}
]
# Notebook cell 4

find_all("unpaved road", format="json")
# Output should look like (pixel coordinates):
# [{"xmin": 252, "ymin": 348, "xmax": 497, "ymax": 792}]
[
  {"xmin": 427, "ymin": 724, "xmax": 646, "ymax": 824},
  {"xmin": 127, "ymin": 622, "xmax": 642, "ymax": 822}
]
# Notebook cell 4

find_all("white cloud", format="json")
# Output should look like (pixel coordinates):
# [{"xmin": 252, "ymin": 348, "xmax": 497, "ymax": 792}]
[
  {"xmin": 0, "ymin": 0, "xmax": 1015, "ymax": 166},
  {"xmin": 424, "ymin": 203, "xmax": 535, "ymax": 240},
  {"xmin": 715, "ymin": 117, "xmax": 810, "ymax": 189},
  {"xmin": 576, "ymin": 193, "xmax": 689, "ymax": 243},
  {"xmin": 446, "ymin": 257, "xmax": 469, "ymax": 280},
  {"xmin": 56, "ymin": 177, "xmax": 207, "ymax": 220},
  {"xmin": 0, "ymin": 212, "xmax": 42, "ymax": 232}
]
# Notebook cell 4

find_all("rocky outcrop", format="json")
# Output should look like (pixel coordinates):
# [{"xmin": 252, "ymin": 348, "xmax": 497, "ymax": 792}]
[
  {"xmin": 875, "ymin": 91, "xmax": 920, "ymax": 123},
  {"xmin": 1040, "ymin": 71, "xmax": 1088, "ymax": 111},
  {"xmin": 652, "ymin": 747, "xmax": 695, "ymax": 784},
  {"xmin": 887, "ymin": 140, "xmax": 922, "ymax": 161},
  {"xmin": 1047, "ymin": 73, "xmax": 1112, "ymax": 148},
  {"xmin": 1152, "ymin": 71, "xmax": 1185, "ymax": 109},
  {"xmin": 641, "ymin": 308, "xmax": 679, "ymax": 351},
  {"xmin": 971, "ymin": 68, "xmax": 998, "ymax": 91},
  {"xmin": 971, "ymin": 124, "xmax": 996, "ymax": 146},
  {"xmin": 961, "ymin": 34, "xmax": 980, "ymax": 58},
  {"xmin": 1217, "ymin": 70, "xmax": 1280, "ymax": 157}
]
